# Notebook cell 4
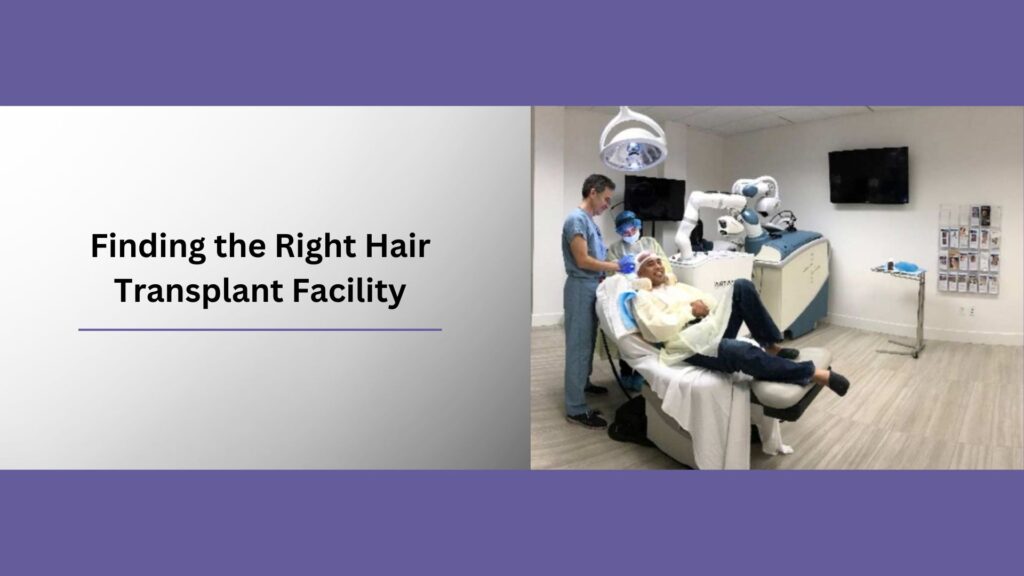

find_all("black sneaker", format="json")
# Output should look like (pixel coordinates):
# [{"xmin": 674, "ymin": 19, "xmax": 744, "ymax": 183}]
[
  {"xmin": 584, "ymin": 382, "xmax": 609, "ymax": 395},
  {"xmin": 566, "ymin": 411, "xmax": 608, "ymax": 429}
]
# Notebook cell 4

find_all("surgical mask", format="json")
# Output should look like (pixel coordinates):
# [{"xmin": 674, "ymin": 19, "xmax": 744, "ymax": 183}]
[{"xmin": 623, "ymin": 230, "xmax": 640, "ymax": 245}]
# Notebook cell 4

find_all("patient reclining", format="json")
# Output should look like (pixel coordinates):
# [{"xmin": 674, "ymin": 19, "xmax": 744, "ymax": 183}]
[{"xmin": 629, "ymin": 251, "xmax": 850, "ymax": 397}]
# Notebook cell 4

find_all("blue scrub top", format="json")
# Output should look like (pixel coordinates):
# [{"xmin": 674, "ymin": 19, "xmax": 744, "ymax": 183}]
[{"xmin": 562, "ymin": 208, "xmax": 606, "ymax": 280}]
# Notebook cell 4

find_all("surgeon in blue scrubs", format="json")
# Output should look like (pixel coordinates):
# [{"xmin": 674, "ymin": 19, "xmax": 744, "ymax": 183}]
[{"xmin": 562, "ymin": 174, "xmax": 635, "ymax": 429}]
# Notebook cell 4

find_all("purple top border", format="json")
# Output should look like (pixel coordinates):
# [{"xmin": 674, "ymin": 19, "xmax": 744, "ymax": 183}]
[{"xmin": 1, "ymin": 0, "xmax": 1023, "ymax": 104}]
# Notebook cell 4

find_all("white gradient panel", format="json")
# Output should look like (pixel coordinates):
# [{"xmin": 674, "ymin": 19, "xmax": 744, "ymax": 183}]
[{"xmin": 0, "ymin": 107, "xmax": 531, "ymax": 469}]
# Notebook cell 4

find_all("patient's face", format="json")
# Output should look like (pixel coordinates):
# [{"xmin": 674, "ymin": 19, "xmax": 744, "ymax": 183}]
[{"xmin": 638, "ymin": 257, "xmax": 666, "ymax": 287}]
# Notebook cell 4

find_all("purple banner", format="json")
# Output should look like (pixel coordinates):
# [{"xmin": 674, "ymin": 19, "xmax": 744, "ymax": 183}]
[
  {"xmin": 1, "ymin": 0, "xmax": 1022, "ymax": 104},
  {"xmin": 1, "ymin": 471, "xmax": 1021, "ymax": 574}
]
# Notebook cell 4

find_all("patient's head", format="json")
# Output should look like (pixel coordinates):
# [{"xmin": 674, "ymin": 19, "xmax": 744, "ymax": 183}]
[{"xmin": 637, "ymin": 251, "xmax": 667, "ymax": 287}]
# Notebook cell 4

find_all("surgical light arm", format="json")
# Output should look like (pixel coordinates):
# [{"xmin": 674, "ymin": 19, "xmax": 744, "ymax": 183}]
[{"xmin": 674, "ymin": 191, "xmax": 748, "ymax": 260}]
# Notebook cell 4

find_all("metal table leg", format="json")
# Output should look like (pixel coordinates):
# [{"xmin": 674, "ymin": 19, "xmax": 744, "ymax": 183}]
[{"xmin": 877, "ymin": 273, "xmax": 926, "ymax": 358}]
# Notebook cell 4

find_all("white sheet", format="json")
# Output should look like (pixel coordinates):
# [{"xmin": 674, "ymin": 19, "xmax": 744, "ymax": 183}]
[{"xmin": 627, "ymin": 341, "xmax": 788, "ymax": 469}]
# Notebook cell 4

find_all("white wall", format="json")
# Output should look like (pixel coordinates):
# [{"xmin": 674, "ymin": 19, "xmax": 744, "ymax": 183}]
[
  {"xmin": 682, "ymin": 125, "xmax": 731, "ymax": 248},
  {"xmin": 531, "ymin": 107, "xmax": 566, "ymax": 326},
  {"xmin": 725, "ymin": 107, "xmax": 1024, "ymax": 345},
  {"xmin": 685, "ymin": 126, "xmax": 727, "ymax": 192},
  {"xmin": 531, "ymin": 107, "xmax": 727, "ymax": 326}
]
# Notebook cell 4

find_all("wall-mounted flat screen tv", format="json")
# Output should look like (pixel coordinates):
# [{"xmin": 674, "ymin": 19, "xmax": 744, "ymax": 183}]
[
  {"xmin": 624, "ymin": 175, "xmax": 686, "ymax": 220},
  {"xmin": 829, "ymin": 146, "xmax": 909, "ymax": 204}
]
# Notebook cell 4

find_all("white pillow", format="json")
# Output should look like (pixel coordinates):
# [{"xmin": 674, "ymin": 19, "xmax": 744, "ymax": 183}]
[{"xmin": 595, "ymin": 274, "xmax": 639, "ymax": 341}]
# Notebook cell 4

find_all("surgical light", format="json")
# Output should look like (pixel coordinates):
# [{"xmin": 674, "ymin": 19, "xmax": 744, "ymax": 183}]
[{"xmin": 599, "ymin": 106, "xmax": 668, "ymax": 172}]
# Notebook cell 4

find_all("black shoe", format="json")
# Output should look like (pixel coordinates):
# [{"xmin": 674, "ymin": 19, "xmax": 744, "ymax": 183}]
[
  {"xmin": 584, "ymin": 382, "xmax": 609, "ymax": 395},
  {"xmin": 566, "ymin": 411, "xmax": 608, "ymax": 429},
  {"xmin": 828, "ymin": 371, "xmax": 850, "ymax": 397},
  {"xmin": 777, "ymin": 348, "xmax": 800, "ymax": 360}
]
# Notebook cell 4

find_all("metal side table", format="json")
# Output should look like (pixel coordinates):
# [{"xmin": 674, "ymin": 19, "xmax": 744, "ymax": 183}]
[{"xmin": 871, "ymin": 265, "xmax": 926, "ymax": 358}]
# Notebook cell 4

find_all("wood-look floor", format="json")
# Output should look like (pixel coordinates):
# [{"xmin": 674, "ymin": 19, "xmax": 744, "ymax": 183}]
[{"xmin": 531, "ymin": 323, "xmax": 1024, "ymax": 470}]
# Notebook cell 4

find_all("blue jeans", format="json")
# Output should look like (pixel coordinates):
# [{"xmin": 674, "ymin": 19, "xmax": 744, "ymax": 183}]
[
  {"xmin": 685, "ymin": 279, "xmax": 816, "ymax": 385},
  {"xmin": 564, "ymin": 276, "xmax": 599, "ymax": 416}
]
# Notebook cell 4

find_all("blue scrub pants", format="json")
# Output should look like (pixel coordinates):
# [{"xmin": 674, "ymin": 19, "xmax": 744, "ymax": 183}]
[
  {"xmin": 685, "ymin": 279, "xmax": 816, "ymax": 384},
  {"xmin": 564, "ymin": 276, "xmax": 599, "ymax": 416}
]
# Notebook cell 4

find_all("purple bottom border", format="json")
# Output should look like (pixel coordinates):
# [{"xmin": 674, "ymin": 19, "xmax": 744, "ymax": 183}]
[{"xmin": 1, "ymin": 471, "xmax": 1020, "ymax": 574}]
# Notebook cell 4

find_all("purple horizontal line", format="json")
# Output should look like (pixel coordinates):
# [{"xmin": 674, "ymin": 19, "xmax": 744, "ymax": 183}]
[{"xmin": 79, "ymin": 328, "xmax": 442, "ymax": 332}]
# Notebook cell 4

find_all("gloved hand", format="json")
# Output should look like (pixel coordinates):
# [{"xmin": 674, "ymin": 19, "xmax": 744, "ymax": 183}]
[{"xmin": 618, "ymin": 254, "xmax": 636, "ymax": 274}]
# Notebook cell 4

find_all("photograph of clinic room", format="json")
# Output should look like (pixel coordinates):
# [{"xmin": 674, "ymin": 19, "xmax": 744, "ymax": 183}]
[{"xmin": 531, "ymin": 106, "xmax": 1023, "ymax": 470}]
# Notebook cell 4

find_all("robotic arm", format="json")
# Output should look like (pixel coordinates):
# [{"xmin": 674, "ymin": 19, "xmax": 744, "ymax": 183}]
[
  {"xmin": 732, "ymin": 175, "xmax": 780, "ymax": 216},
  {"xmin": 732, "ymin": 175, "xmax": 781, "ymax": 240},
  {"xmin": 673, "ymin": 191, "xmax": 748, "ymax": 260},
  {"xmin": 674, "ymin": 176, "xmax": 783, "ymax": 261}
]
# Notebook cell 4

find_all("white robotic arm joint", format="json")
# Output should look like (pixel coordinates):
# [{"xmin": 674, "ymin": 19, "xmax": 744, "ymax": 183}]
[{"xmin": 732, "ymin": 175, "xmax": 780, "ymax": 216}]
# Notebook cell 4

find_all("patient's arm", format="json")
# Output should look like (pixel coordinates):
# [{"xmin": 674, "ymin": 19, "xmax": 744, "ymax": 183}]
[{"xmin": 633, "ymin": 290, "xmax": 695, "ymax": 342}]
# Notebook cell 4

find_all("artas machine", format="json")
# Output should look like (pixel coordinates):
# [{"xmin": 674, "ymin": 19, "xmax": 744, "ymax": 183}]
[{"xmin": 669, "ymin": 176, "xmax": 829, "ymax": 339}]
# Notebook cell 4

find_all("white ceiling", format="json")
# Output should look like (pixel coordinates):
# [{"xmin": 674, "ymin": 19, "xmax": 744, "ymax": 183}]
[{"xmin": 569, "ymin": 106, "xmax": 916, "ymax": 136}]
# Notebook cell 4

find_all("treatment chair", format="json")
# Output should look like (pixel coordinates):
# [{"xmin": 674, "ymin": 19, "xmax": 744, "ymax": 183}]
[{"xmin": 595, "ymin": 276, "xmax": 830, "ymax": 470}]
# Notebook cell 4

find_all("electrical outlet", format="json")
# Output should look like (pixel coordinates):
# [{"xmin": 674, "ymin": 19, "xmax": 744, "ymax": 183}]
[{"xmin": 970, "ymin": 306, "xmax": 975, "ymax": 317}]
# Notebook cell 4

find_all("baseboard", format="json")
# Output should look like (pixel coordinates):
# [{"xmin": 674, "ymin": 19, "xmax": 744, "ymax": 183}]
[
  {"xmin": 532, "ymin": 312, "xmax": 563, "ymax": 327},
  {"xmin": 825, "ymin": 313, "xmax": 1024, "ymax": 347}
]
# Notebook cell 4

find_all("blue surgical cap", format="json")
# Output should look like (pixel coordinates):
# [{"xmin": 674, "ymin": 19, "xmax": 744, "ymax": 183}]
[{"xmin": 615, "ymin": 210, "xmax": 642, "ymax": 234}]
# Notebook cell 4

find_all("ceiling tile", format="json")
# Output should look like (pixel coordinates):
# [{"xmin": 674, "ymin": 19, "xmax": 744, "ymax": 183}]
[
  {"xmin": 559, "ymin": 106, "xmax": 919, "ymax": 136},
  {"xmin": 776, "ymin": 106, "xmax": 872, "ymax": 122},
  {"xmin": 578, "ymin": 106, "xmax": 622, "ymax": 115},
  {"xmin": 645, "ymin": 106, "xmax": 714, "ymax": 122},
  {"xmin": 775, "ymin": 107, "xmax": 829, "ymax": 122},
  {"xmin": 683, "ymin": 107, "xmax": 765, "ymax": 129},
  {"xmin": 716, "ymin": 113, "xmax": 792, "ymax": 136}
]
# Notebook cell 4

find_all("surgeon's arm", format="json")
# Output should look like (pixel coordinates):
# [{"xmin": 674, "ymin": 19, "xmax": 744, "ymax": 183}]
[{"xmin": 570, "ymin": 235, "xmax": 619, "ymax": 274}]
